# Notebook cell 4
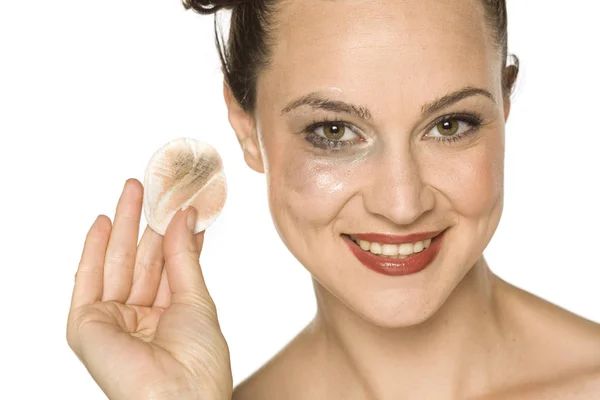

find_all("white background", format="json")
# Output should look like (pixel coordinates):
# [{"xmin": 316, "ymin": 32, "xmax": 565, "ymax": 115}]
[{"xmin": 1, "ymin": 0, "xmax": 599, "ymax": 398}]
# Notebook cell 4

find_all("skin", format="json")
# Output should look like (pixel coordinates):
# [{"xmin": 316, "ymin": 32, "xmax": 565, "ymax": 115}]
[
  {"xmin": 67, "ymin": 181, "xmax": 233, "ymax": 400},
  {"xmin": 67, "ymin": 0, "xmax": 600, "ymax": 398},
  {"xmin": 223, "ymin": 0, "xmax": 600, "ymax": 398}
]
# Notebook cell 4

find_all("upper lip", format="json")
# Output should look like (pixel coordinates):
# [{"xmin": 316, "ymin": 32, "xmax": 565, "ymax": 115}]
[{"xmin": 347, "ymin": 229, "xmax": 445, "ymax": 245}]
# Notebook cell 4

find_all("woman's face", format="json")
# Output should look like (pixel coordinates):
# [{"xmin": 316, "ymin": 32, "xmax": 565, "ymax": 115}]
[{"xmin": 249, "ymin": 0, "xmax": 509, "ymax": 327}]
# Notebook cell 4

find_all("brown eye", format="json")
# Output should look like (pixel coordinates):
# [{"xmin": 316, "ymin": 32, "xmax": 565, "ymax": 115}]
[
  {"xmin": 425, "ymin": 114, "xmax": 482, "ymax": 143},
  {"xmin": 436, "ymin": 119, "xmax": 459, "ymax": 136},
  {"xmin": 323, "ymin": 123, "xmax": 346, "ymax": 140}
]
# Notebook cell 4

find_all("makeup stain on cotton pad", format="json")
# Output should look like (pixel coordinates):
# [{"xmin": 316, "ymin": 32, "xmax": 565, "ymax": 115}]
[{"xmin": 143, "ymin": 137, "xmax": 227, "ymax": 235}]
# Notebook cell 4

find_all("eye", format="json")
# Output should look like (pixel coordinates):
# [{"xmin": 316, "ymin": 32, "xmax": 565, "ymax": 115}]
[
  {"xmin": 435, "ymin": 120, "xmax": 461, "ymax": 136},
  {"xmin": 424, "ymin": 114, "xmax": 482, "ymax": 142},
  {"xmin": 303, "ymin": 121, "xmax": 362, "ymax": 150},
  {"xmin": 315, "ymin": 123, "xmax": 358, "ymax": 141}
]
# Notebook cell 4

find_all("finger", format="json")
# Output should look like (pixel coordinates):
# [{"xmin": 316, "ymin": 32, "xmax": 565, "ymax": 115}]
[
  {"xmin": 70, "ymin": 215, "xmax": 111, "ymax": 310},
  {"xmin": 153, "ymin": 267, "xmax": 170, "ymax": 309},
  {"xmin": 152, "ymin": 231, "xmax": 205, "ymax": 309},
  {"xmin": 102, "ymin": 179, "xmax": 143, "ymax": 302},
  {"xmin": 163, "ymin": 206, "xmax": 211, "ymax": 306},
  {"xmin": 125, "ymin": 225, "xmax": 164, "ymax": 306}
]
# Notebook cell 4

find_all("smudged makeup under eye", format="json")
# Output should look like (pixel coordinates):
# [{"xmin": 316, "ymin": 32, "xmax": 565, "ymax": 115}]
[{"xmin": 301, "ymin": 111, "xmax": 486, "ymax": 152}]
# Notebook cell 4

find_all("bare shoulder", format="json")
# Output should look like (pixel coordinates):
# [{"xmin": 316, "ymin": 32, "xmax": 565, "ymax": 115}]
[
  {"xmin": 231, "ymin": 348, "xmax": 291, "ymax": 400},
  {"xmin": 231, "ymin": 358, "xmax": 289, "ymax": 400},
  {"xmin": 477, "ymin": 367, "xmax": 600, "ymax": 400},
  {"xmin": 488, "ymin": 278, "xmax": 600, "ymax": 398},
  {"xmin": 501, "ymin": 278, "xmax": 600, "ymax": 360},
  {"xmin": 232, "ymin": 323, "xmax": 324, "ymax": 400}
]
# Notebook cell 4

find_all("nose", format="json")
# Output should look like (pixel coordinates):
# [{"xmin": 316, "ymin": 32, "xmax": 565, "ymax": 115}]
[{"xmin": 361, "ymin": 147, "xmax": 435, "ymax": 226}]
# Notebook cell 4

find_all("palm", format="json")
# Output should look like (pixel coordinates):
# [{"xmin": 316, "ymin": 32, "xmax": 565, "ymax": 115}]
[
  {"xmin": 67, "ymin": 179, "xmax": 232, "ymax": 400},
  {"xmin": 73, "ymin": 302, "xmax": 193, "ymax": 396}
]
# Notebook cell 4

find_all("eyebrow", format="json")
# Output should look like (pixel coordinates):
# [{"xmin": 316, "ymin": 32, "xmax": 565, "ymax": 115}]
[
  {"xmin": 280, "ymin": 86, "xmax": 496, "ymax": 121},
  {"xmin": 281, "ymin": 92, "xmax": 373, "ymax": 120}
]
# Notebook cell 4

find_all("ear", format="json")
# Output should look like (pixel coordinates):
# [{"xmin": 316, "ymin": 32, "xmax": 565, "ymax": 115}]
[
  {"xmin": 503, "ymin": 96, "xmax": 511, "ymax": 122},
  {"xmin": 223, "ymin": 81, "xmax": 265, "ymax": 174},
  {"xmin": 502, "ymin": 63, "xmax": 518, "ymax": 122}
]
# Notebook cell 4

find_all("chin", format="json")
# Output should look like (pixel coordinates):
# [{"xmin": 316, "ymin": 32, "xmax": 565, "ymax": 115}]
[
  {"xmin": 317, "ymin": 252, "xmax": 478, "ymax": 330},
  {"xmin": 343, "ymin": 288, "xmax": 451, "ymax": 329}
]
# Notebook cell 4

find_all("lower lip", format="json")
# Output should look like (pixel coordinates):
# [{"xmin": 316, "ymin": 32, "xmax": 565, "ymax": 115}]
[{"xmin": 342, "ymin": 231, "xmax": 446, "ymax": 276}]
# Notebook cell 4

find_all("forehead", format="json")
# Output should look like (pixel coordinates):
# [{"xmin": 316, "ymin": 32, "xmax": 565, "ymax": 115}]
[{"xmin": 259, "ymin": 0, "xmax": 501, "ymax": 113}]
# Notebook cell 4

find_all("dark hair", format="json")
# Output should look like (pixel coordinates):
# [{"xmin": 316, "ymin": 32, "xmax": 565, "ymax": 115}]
[{"xmin": 183, "ymin": 0, "xmax": 519, "ymax": 113}]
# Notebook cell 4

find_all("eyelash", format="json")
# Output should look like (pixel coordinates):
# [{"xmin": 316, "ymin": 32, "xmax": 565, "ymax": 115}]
[
  {"xmin": 302, "ymin": 116, "xmax": 359, "ymax": 151},
  {"xmin": 427, "ymin": 112, "xmax": 484, "ymax": 145},
  {"xmin": 302, "ymin": 112, "xmax": 484, "ymax": 151}
]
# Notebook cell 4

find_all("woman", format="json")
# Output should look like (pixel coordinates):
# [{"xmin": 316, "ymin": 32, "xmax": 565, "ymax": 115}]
[{"xmin": 66, "ymin": 0, "xmax": 600, "ymax": 398}]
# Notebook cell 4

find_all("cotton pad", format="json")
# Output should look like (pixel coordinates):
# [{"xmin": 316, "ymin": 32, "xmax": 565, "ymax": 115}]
[{"xmin": 143, "ymin": 137, "xmax": 227, "ymax": 235}]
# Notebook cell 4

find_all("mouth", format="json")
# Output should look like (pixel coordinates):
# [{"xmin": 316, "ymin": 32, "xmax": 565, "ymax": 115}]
[
  {"xmin": 343, "ymin": 229, "xmax": 444, "ymax": 259},
  {"xmin": 341, "ymin": 229, "xmax": 447, "ymax": 276}
]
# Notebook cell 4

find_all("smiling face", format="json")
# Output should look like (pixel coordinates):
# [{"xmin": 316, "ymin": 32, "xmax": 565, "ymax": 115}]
[{"xmin": 229, "ymin": 0, "xmax": 510, "ymax": 327}]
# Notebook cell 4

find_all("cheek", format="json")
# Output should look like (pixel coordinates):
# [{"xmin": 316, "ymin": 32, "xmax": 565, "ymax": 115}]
[
  {"xmin": 430, "ymin": 135, "xmax": 504, "ymax": 217},
  {"xmin": 259, "ymin": 131, "xmax": 346, "ymax": 240},
  {"xmin": 265, "ymin": 152, "xmax": 363, "ymax": 258},
  {"xmin": 262, "ymin": 133, "xmax": 367, "ymax": 234},
  {"xmin": 276, "ymin": 158, "xmax": 358, "ymax": 226}
]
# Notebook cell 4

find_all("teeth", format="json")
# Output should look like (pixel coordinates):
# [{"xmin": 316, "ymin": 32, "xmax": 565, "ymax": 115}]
[
  {"xmin": 398, "ymin": 243, "xmax": 414, "ymax": 255},
  {"xmin": 413, "ymin": 241, "xmax": 424, "ymax": 253},
  {"xmin": 349, "ymin": 235, "xmax": 434, "ymax": 258},
  {"xmin": 381, "ymin": 244, "xmax": 398, "ymax": 256},
  {"xmin": 370, "ymin": 242, "xmax": 382, "ymax": 254}
]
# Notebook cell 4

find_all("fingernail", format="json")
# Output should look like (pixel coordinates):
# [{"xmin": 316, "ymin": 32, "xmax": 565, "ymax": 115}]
[{"xmin": 186, "ymin": 206, "xmax": 197, "ymax": 231}]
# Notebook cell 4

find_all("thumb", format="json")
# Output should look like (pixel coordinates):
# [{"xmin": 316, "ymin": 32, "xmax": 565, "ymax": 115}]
[{"xmin": 163, "ymin": 206, "xmax": 211, "ymax": 305}]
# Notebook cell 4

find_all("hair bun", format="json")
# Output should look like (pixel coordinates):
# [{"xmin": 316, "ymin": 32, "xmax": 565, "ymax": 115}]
[{"xmin": 182, "ymin": 0, "xmax": 247, "ymax": 14}]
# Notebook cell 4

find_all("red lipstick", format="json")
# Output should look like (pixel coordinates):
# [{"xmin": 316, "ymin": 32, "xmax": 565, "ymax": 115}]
[{"xmin": 342, "ymin": 229, "xmax": 446, "ymax": 276}]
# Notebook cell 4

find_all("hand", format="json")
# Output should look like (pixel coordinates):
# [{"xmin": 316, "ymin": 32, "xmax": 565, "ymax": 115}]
[{"xmin": 67, "ymin": 178, "xmax": 232, "ymax": 400}]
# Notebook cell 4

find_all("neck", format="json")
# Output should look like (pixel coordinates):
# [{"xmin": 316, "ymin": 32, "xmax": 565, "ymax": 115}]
[{"xmin": 311, "ymin": 257, "xmax": 510, "ymax": 399}]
